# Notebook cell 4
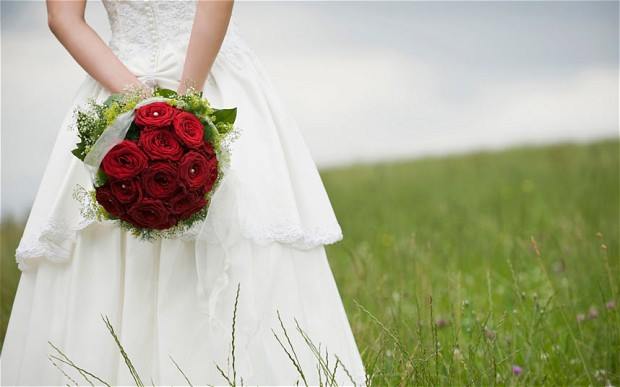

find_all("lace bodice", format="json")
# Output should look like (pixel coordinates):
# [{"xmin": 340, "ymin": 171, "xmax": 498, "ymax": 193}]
[{"xmin": 101, "ymin": 0, "xmax": 245, "ymax": 86}]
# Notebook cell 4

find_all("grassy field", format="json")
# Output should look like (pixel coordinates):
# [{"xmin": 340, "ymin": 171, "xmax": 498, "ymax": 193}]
[{"xmin": 2, "ymin": 139, "xmax": 619, "ymax": 385}]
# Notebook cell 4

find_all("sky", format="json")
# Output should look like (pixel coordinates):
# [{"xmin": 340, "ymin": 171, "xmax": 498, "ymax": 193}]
[{"xmin": 1, "ymin": 0, "xmax": 619, "ymax": 219}]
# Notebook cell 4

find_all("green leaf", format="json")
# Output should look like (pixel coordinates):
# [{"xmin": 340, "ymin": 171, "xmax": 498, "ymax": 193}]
[
  {"xmin": 213, "ymin": 108, "xmax": 237, "ymax": 125},
  {"xmin": 126, "ymin": 123, "xmax": 140, "ymax": 140},
  {"xmin": 94, "ymin": 169, "xmax": 108, "ymax": 187},
  {"xmin": 153, "ymin": 88, "xmax": 177, "ymax": 98},
  {"xmin": 71, "ymin": 148, "xmax": 85, "ymax": 161},
  {"xmin": 203, "ymin": 120, "xmax": 218, "ymax": 142}
]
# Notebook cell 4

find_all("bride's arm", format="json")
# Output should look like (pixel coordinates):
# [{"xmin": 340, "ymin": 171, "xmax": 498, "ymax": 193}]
[
  {"xmin": 46, "ymin": 0, "xmax": 143, "ymax": 93},
  {"xmin": 178, "ymin": 0, "xmax": 234, "ymax": 94}
]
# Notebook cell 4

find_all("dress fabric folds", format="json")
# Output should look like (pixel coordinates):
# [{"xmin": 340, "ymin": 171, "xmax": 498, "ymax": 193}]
[{"xmin": 0, "ymin": 1, "xmax": 365, "ymax": 385}]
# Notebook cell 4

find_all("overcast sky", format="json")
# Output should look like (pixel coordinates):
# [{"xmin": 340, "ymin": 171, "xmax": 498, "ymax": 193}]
[{"xmin": 1, "ymin": 1, "xmax": 618, "ymax": 219}]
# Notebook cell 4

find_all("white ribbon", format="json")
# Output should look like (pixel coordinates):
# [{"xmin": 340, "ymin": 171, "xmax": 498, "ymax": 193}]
[{"xmin": 83, "ymin": 96, "xmax": 170, "ymax": 182}]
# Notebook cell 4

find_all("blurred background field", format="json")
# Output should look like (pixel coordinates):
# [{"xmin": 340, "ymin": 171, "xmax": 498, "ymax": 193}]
[{"xmin": 2, "ymin": 139, "xmax": 618, "ymax": 385}]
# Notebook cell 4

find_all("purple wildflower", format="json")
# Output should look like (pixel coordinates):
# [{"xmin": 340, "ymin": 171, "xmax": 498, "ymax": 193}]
[
  {"xmin": 588, "ymin": 306, "xmax": 599, "ymax": 319},
  {"xmin": 606, "ymin": 300, "xmax": 616, "ymax": 310},
  {"xmin": 512, "ymin": 365, "xmax": 523, "ymax": 376}
]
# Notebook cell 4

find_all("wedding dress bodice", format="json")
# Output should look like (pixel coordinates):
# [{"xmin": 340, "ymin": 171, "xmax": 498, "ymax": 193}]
[
  {"xmin": 102, "ymin": 0, "xmax": 195, "ymax": 68},
  {"xmin": 101, "ymin": 0, "xmax": 244, "ymax": 87}
]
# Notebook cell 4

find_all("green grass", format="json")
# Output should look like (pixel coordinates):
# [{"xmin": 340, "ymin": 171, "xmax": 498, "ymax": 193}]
[
  {"xmin": 1, "ymin": 219, "xmax": 23, "ymax": 344},
  {"xmin": 323, "ymin": 139, "xmax": 619, "ymax": 386},
  {"xmin": 2, "ymin": 139, "xmax": 619, "ymax": 386}
]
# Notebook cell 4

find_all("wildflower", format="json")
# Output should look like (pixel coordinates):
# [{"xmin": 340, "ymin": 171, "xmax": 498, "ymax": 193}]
[
  {"xmin": 453, "ymin": 347, "xmax": 463, "ymax": 361},
  {"xmin": 391, "ymin": 291, "xmax": 401, "ymax": 303},
  {"xmin": 512, "ymin": 365, "xmax": 523, "ymax": 376},
  {"xmin": 576, "ymin": 313, "xmax": 586, "ymax": 323},
  {"xmin": 594, "ymin": 369, "xmax": 607, "ymax": 381},
  {"xmin": 588, "ymin": 306, "xmax": 599, "ymax": 319},
  {"xmin": 436, "ymin": 318, "xmax": 449, "ymax": 329},
  {"xmin": 606, "ymin": 300, "xmax": 616, "ymax": 310},
  {"xmin": 484, "ymin": 328, "xmax": 496, "ymax": 340},
  {"xmin": 552, "ymin": 260, "xmax": 565, "ymax": 273}
]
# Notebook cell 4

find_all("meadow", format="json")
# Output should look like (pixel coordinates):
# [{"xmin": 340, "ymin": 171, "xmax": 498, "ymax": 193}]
[{"xmin": 2, "ymin": 139, "xmax": 619, "ymax": 386}]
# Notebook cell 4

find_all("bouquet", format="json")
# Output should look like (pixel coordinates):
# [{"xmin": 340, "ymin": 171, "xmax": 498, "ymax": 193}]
[{"xmin": 71, "ymin": 86, "xmax": 238, "ymax": 240}]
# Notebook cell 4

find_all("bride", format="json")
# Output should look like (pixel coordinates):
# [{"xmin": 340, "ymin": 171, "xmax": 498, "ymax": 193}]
[{"xmin": 0, "ymin": 0, "xmax": 366, "ymax": 385}]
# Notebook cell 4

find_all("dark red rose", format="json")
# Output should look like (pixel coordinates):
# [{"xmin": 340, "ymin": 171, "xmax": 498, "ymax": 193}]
[
  {"xmin": 134, "ymin": 102, "xmax": 177, "ymax": 128},
  {"xmin": 203, "ymin": 157, "xmax": 219, "ymax": 192},
  {"xmin": 126, "ymin": 198, "xmax": 176, "ymax": 229},
  {"xmin": 170, "ymin": 190, "xmax": 208, "ymax": 220},
  {"xmin": 178, "ymin": 151, "xmax": 219, "ymax": 190},
  {"xmin": 141, "ymin": 162, "xmax": 180, "ymax": 199},
  {"xmin": 172, "ymin": 111, "xmax": 204, "ymax": 149},
  {"xmin": 197, "ymin": 141, "xmax": 216, "ymax": 159},
  {"xmin": 110, "ymin": 178, "xmax": 142, "ymax": 204},
  {"xmin": 95, "ymin": 185, "xmax": 125, "ymax": 218},
  {"xmin": 138, "ymin": 128, "xmax": 184, "ymax": 161},
  {"xmin": 101, "ymin": 140, "xmax": 148, "ymax": 179}
]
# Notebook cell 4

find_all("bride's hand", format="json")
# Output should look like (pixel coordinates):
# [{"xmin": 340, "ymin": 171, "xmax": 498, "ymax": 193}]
[
  {"xmin": 177, "ymin": 78, "xmax": 199, "ymax": 95},
  {"xmin": 116, "ymin": 81, "xmax": 154, "ymax": 99}
]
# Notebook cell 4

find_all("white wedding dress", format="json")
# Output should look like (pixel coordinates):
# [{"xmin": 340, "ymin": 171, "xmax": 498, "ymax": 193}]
[{"xmin": 0, "ymin": 1, "xmax": 366, "ymax": 385}]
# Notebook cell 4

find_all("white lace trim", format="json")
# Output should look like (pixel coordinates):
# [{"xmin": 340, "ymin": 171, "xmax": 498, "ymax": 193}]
[
  {"xmin": 239, "ymin": 222, "xmax": 343, "ymax": 250},
  {"xmin": 15, "ymin": 216, "xmax": 342, "ymax": 271},
  {"xmin": 15, "ymin": 218, "xmax": 94, "ymax": 271}
]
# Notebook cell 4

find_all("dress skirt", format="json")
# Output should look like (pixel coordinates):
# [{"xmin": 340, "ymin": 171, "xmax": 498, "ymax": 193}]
[{"xmin": 2, "ymin": 222, "xmax": 365, "ymax": 385}]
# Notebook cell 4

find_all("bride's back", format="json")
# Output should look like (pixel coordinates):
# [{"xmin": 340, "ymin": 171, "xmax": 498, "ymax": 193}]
[
  {"xmin": 101, "ymin": 0, "xmax": 243, "ymax": 88},
  {"xmin": 102, "ymin": 0, "xmax": 197, "ymax": 70}
]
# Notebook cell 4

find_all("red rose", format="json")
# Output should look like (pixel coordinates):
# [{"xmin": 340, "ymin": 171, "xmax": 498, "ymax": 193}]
[
  {"xmin": 126, "ymin": 198, "xmax": 176, "ymax": 229},
  {"xmin": 141, "ymin": 162, "xmax": 181, "ymax": 199},
  {"xmin": 95, "ymin": 185, "xmax": 125, "ymax": 218},
  {"xmin": 197, "ymin": 141, "xmax": 216, "ymax": 159},
  {"xmin": 101, "ymin": 140, "xmax": 148, "ymax": 179},
  {"xmin": 178, "ymin": 151, "xmax": 219, "ymax": 190},
  {"xmin": 138, "ymin": 128, "xmax": 184, "ymax": 161},
  {"xmin": 135, "ymin": 102, "xmax": 177, "ymax": 128},
  {"xmin": 110, "ymin": 178, "xmax": 142, "ymax": 204},
  {"xmin": 170, "ymin": 190, "xmax": 208, "ymax": 220},
  {"xmin": 203, "ymin": 157, "xmax": 219, "ymax": 192},
  {"xmin": 172, "ymin": 111, "xmax": 204, "ymax": 149}
]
